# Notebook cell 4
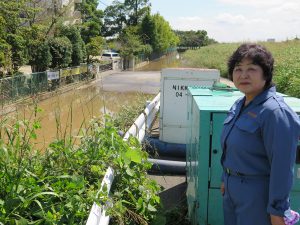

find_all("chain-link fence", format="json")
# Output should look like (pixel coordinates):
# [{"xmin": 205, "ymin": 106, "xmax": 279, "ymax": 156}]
[{"xmin": 0, "ymin": 62, "xmax": 112, "ymax": 105}]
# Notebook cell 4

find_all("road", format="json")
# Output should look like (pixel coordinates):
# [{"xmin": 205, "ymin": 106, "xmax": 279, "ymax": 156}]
[
  {"xmin": 97, "ymin": 70, "xmax": 161, "ymax": 94},
  {"xmin": 97, "ymin": 70, "xmax": 234, "ymax": 93}
]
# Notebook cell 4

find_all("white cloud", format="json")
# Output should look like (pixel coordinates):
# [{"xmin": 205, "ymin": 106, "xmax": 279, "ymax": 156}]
[
  {"xmin": 215, "ymin": 13, "xmax": 247, "ymax": 25},
  {"xmin": 218, "ymin": 0, "xmax": 300, "ymax": 17},
  {"xmin": 218, "ymin": 0, "xmax": 289, "ymax": 7},
  {"xmin": 168, "ymin": 11, "xmax": 299, "ymax": 43},
  {"xmin": 267, "ymin": 2, "xmax": 300, "ymax": 16},
  {"xmin": 167, "ymin": 0, "xmax": 300, "ymax": 42},
  {"xmin": 215, "ymin": 13, "xmax": 269, "ymax": 25}
]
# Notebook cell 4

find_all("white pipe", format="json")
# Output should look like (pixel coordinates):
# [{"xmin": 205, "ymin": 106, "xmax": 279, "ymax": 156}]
[
  {"xmin": 86, "ymin": 167, "xmax": 114, "ymax": 225},
  {"xmin": 147, "ymin": 101, "xmax": 160, "ymax": 129},
  {"xmin": 123, "ymin": 93, "xmax": 160, "ymax": 142}
]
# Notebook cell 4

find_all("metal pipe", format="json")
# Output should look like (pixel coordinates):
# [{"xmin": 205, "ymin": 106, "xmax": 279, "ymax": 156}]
[
  {"xmin": 143, "ymin": 136, "xmax": 186, "ymax": 158},
  {"xmin": 148, "ymin": 158, "xmax": 186, "ymax": 175},
  {"xmin": 123, "ymin": 93, "xmax": 160, "ymax": 142},
  {"xmin": 86, "ymin": 167, "xmax": 114, "ymax": 225}
]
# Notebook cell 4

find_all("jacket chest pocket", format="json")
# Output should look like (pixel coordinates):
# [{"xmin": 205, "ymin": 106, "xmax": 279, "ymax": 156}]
[{"xmin": 235, "ymin": 117, "xmax": 260, "ymax": 134}]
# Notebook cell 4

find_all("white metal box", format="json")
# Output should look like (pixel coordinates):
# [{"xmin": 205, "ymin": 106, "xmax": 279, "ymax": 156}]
[{"xmin": 159, "ymin": 68, "xmax": 220, "ymax": 144}]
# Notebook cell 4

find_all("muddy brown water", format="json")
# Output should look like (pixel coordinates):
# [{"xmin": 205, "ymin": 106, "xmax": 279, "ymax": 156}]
[{"xmin": 3, "ymin": 87, "xmax": 152, "ymax": 148}]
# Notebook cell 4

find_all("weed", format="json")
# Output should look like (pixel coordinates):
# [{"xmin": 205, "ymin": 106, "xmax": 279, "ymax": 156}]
[{"xmin": 0, "ymin": 114, "xmax": 161, "ymax": 224}]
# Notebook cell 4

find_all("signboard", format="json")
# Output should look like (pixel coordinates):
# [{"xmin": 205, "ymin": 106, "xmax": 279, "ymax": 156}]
[{"xmin": 47, "ymin": 71, "xmax": 59, "ymax": 80}]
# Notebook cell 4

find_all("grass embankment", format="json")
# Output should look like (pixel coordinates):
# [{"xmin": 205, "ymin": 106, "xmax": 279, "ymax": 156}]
[{"xmin": 181, "ymin": 40, "xmax": 300, "ymax": 98}]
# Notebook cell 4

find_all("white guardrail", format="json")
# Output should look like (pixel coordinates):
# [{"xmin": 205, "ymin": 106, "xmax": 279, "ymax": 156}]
[{"xmin": 86, "ymin": 93, "xmax": 160, "ymax": 225}]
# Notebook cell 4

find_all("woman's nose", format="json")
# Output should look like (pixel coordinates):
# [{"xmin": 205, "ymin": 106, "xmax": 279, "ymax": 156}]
[{"xmin": 240, "ymin": 69, "xmax": 249, "ymax": 78}]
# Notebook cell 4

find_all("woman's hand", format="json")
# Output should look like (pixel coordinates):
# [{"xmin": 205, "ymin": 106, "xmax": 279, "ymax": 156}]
[
  {"xmin": 270, "ymin": 215, "xmax": 285, "ymax": 225},
  {"xmin": 221, "ymin": 182, "xmax": 225, "ymax": 196}
]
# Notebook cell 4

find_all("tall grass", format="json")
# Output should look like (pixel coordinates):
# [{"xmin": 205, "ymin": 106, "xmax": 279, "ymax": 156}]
[{"xmin": 181, "ymin": 40, "xmax": 300, "ymax": 97}]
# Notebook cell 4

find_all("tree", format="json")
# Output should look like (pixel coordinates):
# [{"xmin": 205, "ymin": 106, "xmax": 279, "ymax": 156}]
[
  {"xmin": 124, "ymin": 0, "xmax": 150, "ymax": 26},
  {"xmin": 79, "ymin": 0, "xmax": 103, "ymax": 43},
  {"xmin": 102, "ymin": 0, "xmax": 150, "ymax": 37},
  {"xmin": 48, "ymin": 37, "xmax": 72, "ymax": 69},
  {"xmin": 28, "ymin": 40, "xmax": 52, "ymax": 72},
  {"xmin": 6, "ymin": 34, "xmax": 27, "ymax": 72},
  {"xmin": 174, "ymin": 30, "xmax": 217, "ymax": 47},
  {"xmin": 140, "ymin": 13, "xmax": 179, "ymax": 53},
  {"xmin": 118, "ymin": 26, "xmax": 152, "ymax": 58},
  {"xmin": 0, "ymin": 15, "xmax": 12, "ymax": 74},
  {"xmin": 102, "ymin": 1, "xmax": 126, "ymax": 37},
  {"xmin": 85, "ymin": 36, "xmax": 105, "ymax": 62},
  {"xmin": 58, "ymin": 25, "xmax": 86, "ymax": 66},
  {"xmin": 0, "ymin": 39, "xmax": 12, "ymax": 76},
  {"xmin": 0, "ymin": 0, "xmax": 32, "ymax": 73},
  {"xmin": 24, "ymin": 24, "xmax": 52, "ymax": 72}
]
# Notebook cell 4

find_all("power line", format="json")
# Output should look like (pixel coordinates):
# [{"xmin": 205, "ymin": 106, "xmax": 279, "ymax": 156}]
[{"xmin": 99, "ymin": 0, "xmax": 109, "ymax": 7}]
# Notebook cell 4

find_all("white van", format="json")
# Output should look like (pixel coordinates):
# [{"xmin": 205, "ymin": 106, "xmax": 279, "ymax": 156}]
[{"xmin": 101, "ymin": 51, "xmax": 120, "ymax": 61}]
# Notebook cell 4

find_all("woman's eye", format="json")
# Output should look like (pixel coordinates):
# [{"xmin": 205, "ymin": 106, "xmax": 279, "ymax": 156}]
[{"xmin": 234, "ymin": 68, "xmax": 242, "ymax": 72}]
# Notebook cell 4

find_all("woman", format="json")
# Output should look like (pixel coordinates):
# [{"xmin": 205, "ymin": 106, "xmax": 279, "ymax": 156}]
[{"xmin": 220, "ymin": 43, "xmax": 300, "ymax": 225}]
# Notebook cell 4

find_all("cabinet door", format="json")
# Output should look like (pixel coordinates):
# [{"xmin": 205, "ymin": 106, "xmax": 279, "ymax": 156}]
[
  {"xmin": 290, "ymin": 191, "xmax": 300, "ymax": 212},
  {"xmin": 208, "ymin": 189, "xmax": 224, "ymax": 225},
  {"xmin": 210, "ymin": 113, "xmax": 227, "ymax": 188},
  {"xmin": 292, "ymin": 145, "xmax": 300, "ymax": 192}
]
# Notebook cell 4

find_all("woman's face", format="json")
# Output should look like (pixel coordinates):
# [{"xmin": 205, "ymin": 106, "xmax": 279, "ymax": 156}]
[{"xmin": 232, "ymin": 58, "xmax": 266, "ymax": 101}]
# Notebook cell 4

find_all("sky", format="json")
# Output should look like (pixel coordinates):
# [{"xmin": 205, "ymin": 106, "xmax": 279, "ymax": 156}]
[{"xmin": 98, "ymin": 0, "xmax": 300, "ymax": 43}]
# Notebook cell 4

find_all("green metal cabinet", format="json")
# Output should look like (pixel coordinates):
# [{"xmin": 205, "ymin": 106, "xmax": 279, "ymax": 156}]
[
  {"xmin": 186, "ymin": 86, "xmax": 243, "ymax": 225},
  {"xmin": 186, "ymin": 87, "xmax": 300, "ymax": 225},
  {"xmin": 283, "ymin": 97, "xmax": 300, "ymax": 213}
]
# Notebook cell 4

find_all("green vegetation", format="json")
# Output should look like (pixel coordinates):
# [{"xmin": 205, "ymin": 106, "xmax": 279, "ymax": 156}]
[
  {"xmin": 181, "ymin": 40, "xmax": 300, "ymax": 97},
  {"xmin": 79, "ymin": 0, "xmax": 103, "ymax": 44},
  {"xmin": 48, "ymin": 36, "xmax": 73, "ymax": 69},
  {"xmin": 140, "ymin": 13, "xmax": 180, "ymax": 53},
  {"xmin": 113, "ymin": 93, "xmax": 153, "ymax": 132},
  {"xmin": 175, "ymin": 30, "xmax": 217, "ymax": 47},
  {"xmin": 118, "ymin": 26, "xmax": 152, "ymax": 59},
  {"xmin": 0, "ymin": 110, "xmax": 161, "ymax": 224},
  {"xmin": 0, "ymin": 1, "xmax": 90, "ymax": 74},
  {"xmin": 102, "ymin": 0, "xmax": 151, "ymax": 37},
  {"xmin": 0, "ymin": 0, "xmax": 216, "ymax": 75}
]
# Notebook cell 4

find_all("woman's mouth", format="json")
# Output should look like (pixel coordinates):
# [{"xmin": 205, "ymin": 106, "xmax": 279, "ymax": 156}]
[{"xmin": 239, "ymin": 82, "xmax": 250, "ymax": 85}]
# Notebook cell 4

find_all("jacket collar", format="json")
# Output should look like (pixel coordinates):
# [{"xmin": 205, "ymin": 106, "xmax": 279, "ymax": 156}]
[{"xmin": 249, "ymin": 86, "xmax": 276, "ymax": 106}]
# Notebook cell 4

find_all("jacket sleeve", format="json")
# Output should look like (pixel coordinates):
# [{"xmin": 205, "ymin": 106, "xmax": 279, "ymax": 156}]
[{"xmin": 262, "ymin": 107, "xmax": 300, "ymax": 216}]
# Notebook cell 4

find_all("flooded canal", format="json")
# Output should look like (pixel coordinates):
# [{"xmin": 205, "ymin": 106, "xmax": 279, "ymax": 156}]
[
  {"xmin": 136, "ymin": 52, "xmax": 183, "ymax": 71},
  {"xmin": 4, "ymin": 87, "xmax": 152, "ymax": 148},
  {"xmin": 1, "ymin": 52, "xmax": 183, "ymax": 148}
]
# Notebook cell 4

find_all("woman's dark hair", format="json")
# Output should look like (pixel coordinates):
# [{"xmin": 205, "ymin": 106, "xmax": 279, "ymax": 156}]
[{"xmin": 227, "ymin": 43, "xmax": 274, "ymax": 88}]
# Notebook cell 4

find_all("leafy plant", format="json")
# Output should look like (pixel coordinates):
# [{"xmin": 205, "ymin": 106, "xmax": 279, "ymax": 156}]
[
  {"xmin": 113, "ymin": 93, "xmax": 153, "ymax": 132},
  {"xmin": 48, "ymin": 36, "xmax": 73, "ymax": 69},
  {"xmin": 0, "ymin": 113, "xmax": 161, "ymax": 224}
]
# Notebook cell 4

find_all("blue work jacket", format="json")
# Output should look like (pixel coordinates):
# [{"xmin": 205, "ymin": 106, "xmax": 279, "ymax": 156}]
[{"xmin": 221, "ymin": 86, "xmax": 300, "ymax": 216}]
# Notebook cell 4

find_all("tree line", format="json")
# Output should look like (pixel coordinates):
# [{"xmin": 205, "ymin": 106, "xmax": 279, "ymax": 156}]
[{"xmin": 0, "ymin": 0, "xmax": 216, "ymax": 76}]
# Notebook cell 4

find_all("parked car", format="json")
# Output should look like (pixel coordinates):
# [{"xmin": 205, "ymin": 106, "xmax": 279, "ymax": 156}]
[{"xmin": 101, "ymin": 51, "xmax": 120, "ymax": 61}]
